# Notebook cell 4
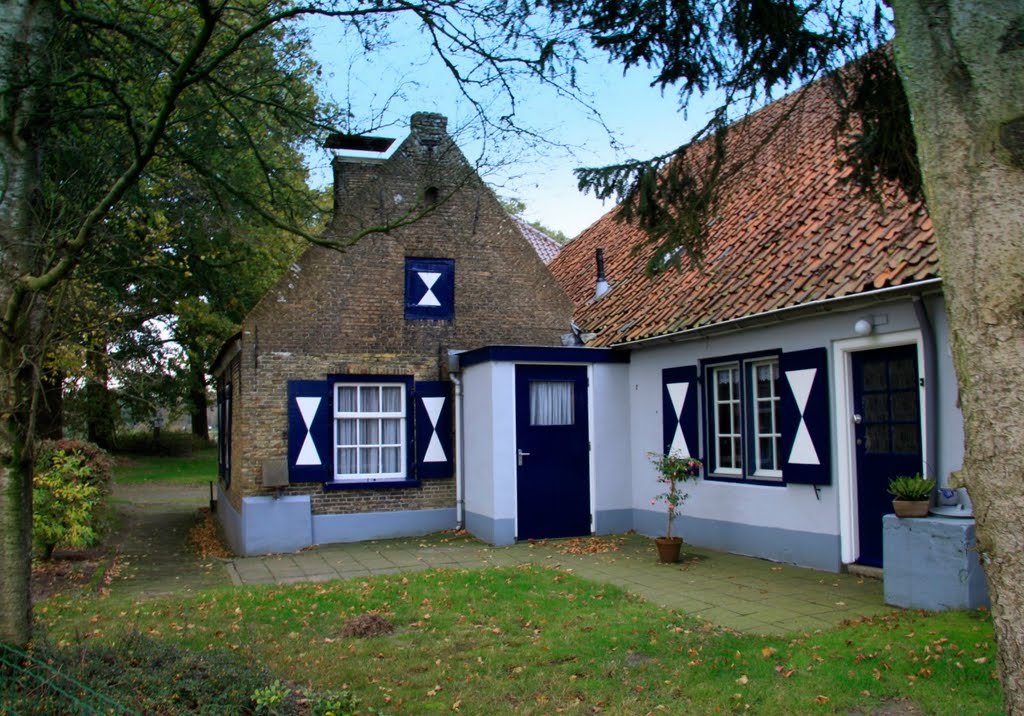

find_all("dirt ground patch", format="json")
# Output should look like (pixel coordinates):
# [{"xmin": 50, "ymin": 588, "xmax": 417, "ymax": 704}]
[{"xmin": 31, "ymin": 548, "xmax": 113, "ymax": 603}]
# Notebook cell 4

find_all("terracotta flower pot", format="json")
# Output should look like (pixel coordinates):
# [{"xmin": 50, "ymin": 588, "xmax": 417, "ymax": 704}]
[
  {"xmin": 892, "ymin": 499, "xmax": 930, "ymax": 517},
  {"xmin": 655, "ymin": 536, "xmax": 683, "ymax": 563}
]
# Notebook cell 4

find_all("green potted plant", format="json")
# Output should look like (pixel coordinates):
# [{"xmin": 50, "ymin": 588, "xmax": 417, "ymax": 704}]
[
  {"xmin": 887, "ymin": 474, "xmax": 936, "ymax": 517},
  {"xmin": 648, "ymin": 450, "xmax": 703, "ymax": 563}
]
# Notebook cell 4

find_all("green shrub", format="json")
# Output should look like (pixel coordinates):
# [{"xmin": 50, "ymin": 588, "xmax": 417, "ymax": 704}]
[
  {"xmin": 35, "ymin": 439, "xmax": 113, "ymax": 493},
  {"xmin": 114, "ymin": 428, "xmax": 196, "ymax": 457},
  {"xmin": 32, "ymin": 451, "xmax": 104, "ymax": 559}
]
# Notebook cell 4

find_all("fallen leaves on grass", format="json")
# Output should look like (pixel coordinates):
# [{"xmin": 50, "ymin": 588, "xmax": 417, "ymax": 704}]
[
  {"xmin": 340, "ymin": 613, "xmax": 396, "ymax": 638},
  {"xmin": 187, "ymin": 507, "xmax": 233, "ymax": 558}
]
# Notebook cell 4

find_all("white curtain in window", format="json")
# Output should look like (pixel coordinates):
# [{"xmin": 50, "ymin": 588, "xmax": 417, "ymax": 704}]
[
  {"xmin": 382, "ymin": 386, "xmax": 402, "ymax": 413},
  {"xmin": 530, "ymin": 381, "xmax": 574, "ymax": 426}
]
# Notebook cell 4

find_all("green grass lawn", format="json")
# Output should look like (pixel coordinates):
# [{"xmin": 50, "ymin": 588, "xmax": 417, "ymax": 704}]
[
  {"xmin": 39, "ymin": 566, "xmax": 1002, "ymax": 715},
  {"xmin": 111, "ymin": 448, "xmax": 218, "ymax": 485}
]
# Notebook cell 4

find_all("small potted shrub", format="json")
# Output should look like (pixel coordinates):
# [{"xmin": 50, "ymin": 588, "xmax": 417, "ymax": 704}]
[
  {"xmin": 648, "ymin": 450, "xmax": 703, "ymax": 563},
  {"xmin": 888, "ymin": 474, "xmax": 936, "ymax": 517}
]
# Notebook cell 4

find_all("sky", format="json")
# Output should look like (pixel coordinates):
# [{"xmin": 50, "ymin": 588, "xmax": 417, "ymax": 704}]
[{"xmin": 303, "ymin": 16, "xmax": 723, "ymax": 239}]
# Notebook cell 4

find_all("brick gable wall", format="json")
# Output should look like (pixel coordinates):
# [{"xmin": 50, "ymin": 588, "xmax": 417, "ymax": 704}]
[{"xmin": 222, "ymin": 113, "xmax": 572, "ymax": 515}]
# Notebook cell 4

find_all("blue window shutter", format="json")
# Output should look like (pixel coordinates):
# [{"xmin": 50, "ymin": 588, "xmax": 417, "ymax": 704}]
[
  {"xmin": 414, "ymin": 381, "xmax": 453, "ymax": 478},
  {"xmin": 405, "ymin": 258, "xmax": 455, "ymax": 320},
  {"xmin": 287, "ymin": 380, "xmax": 333, "ymax": 483},
  {"xmin": 780, "ymin": 348, "xmax": 831, "ymax": 485},
  {"xmin": 662, "ymin": 366, "xmax": 699, "ymax": 458}
]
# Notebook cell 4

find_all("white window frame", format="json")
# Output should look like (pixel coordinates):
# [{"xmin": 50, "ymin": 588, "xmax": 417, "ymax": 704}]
[
  {"xmin": 705, "ymin": 355, "xmax": 783, "ymax": 483},
  {"xmin": 710, "ymin": 363, "xmax": 743, "ymax": 476},
  {"xmin": 749, "ymin": 358, "xmax": 782, "ymax": 479},
  {"xmin": 333, "ymin": 382, "xmax": 406, "ymax": 481}
]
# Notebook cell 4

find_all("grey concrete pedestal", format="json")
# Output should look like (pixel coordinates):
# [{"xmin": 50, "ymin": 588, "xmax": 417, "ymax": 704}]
[{"xmin": 882, "ymin": 514, "xmax": 989, "ymax": 610}]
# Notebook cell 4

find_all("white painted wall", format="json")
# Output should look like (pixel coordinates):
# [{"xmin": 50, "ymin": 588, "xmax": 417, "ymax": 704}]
[
  {"xmin": 590, "ymin": 362, "xmax": 632, "ymax": 516},
  {"xmin": 462, "ymin": 362, "xmax": 496, "ymax": 520},
  {"xmin": 461, "ymin": 361, "xmax": 517, "ymax": 523},
  {"xmin": 627, "ymin": 298, "xmax": 945, "ymax": 544}
]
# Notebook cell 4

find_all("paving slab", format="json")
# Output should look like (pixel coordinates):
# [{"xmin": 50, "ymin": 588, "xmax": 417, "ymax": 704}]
[{"xmin": 107, "ymin": 484, "xmax": 887, "ymax": 635}]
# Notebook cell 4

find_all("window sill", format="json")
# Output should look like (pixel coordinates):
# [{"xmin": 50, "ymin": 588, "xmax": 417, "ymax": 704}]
[
  {"xmin": 704, "ymin": 474, "xmax": 786, "ymax": 487},
  {"xmin": 324, "ymin": 478, "xmax": 421, "ymax": 491}
]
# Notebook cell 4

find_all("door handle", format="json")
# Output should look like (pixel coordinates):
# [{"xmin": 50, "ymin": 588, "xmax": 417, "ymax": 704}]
[
  {"xmin": 517, "ymin": 449, "xmax": 531, "ymax": 467},
  {"xmin": 853, "ymin": 413, "xmax": 863, "ymax": 425}
]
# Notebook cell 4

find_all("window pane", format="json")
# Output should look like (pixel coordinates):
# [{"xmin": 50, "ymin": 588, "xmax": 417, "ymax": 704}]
[
  {"xmin": 359, "ymin": 447, "xmax": 379, "ymax": 474},
  {"xmin": 755, "ymin": 363, "xmax": 777, "ymax": 397},
  {"xmin": 382, "ymin": 447, "xmax": 401, "ymax": 473},
  {"xmin": 360, "ymin": 386, "xmax": 379, "ymax": 412},
  {"xmin": 863, "ymin": 394, "xmax": 889, "ymax": 422},
  {"xmin": 890, "ymin": 358, "xmax": 917, "ymax": 389},
  {"xmin": 337, "ymin": 386, "xmax": 357, "ymax": 412},
  {"xmin": 359, "ymin": 418, "xmax": 379, "ymax": 444},
  {"xmin": 338, "ymin": 418, "xmax": 357, "ymax": 445},
  {"xmin": 893, "ymin": 424, "xmax": 920, "ymax": 454},
  {"xmin": 718, "ymin": 438, "xmax": 734, "ymax": 467},
  {"xmin": 758, "ymin": 437, "xmax": 775, "ymax": 470},
  {"xmin": 382, "ymin": 418, "xmax": 401, "ymax": 444},
  {"xmin": 339, "ymin": 447, "xmax": 357, "ymax": 475},
  {"xmin": 717, "ymin": 403, "xmax": 732, "ymax": 432},
  {"xmin": 530, "ymin": 381, "xmax": 574, "ymax": 426},
  {"xmin": 863, "ymin": 362, "xmax": 887, "ymax": 391},
  {"xmin": 757, "ymin": 404, "xmax": 774, "ymax": 434},
  {"xmin": 866, "ymin": 425, "xmax": 889, "ymax": 453},
  {"xmin": 892, "ymin": 391, "xmax": 919, "ymax": 421},
  {"xmin": 381, "ymin": 386, "xmax": 402, "ymax": 413},
  {"xmin": 731, "ymin": 403, "xmax": 741, "ymax": 431},
  {"xmin": 731, "ymin": 438, "xmax": 743, "ymax": 470}
]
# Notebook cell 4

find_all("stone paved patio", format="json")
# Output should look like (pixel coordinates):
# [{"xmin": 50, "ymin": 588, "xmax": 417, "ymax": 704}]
[{"xmin": 227, "ymin": 532, "xmax": 888, "ymax": 635}]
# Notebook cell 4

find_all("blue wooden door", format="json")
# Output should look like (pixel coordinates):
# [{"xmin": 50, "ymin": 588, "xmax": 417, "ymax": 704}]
[
  {"xmin": 852, "ymin": 345, "xmax": 922, "ymax": 566},
  {"xmin": 515, "ymin": 365, "xmax": 591, "ymax": 540}
]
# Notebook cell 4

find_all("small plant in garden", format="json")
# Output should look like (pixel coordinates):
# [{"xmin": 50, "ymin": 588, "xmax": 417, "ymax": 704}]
[
  {"xmin": 33, "ymin": 451, "xmax": 103, "ymax": 559},
  {"xmin": 253, "ymin": 680, "xmax": 293, "ymax": 714},
  {"xmin": 887, "ymin": 474, "xmax": 936, "ymax": 501},
  {"xmin": 647, "ymin": 450, "xmax": 702, "ymax": 540},
  {"xmin": 307, "ymin": 689, "xmax": 360, "ymax": 716}
]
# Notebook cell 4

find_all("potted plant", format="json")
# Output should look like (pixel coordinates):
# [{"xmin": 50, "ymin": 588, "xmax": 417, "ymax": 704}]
[
  {"xmin": 648, "ymin": 450, "xmax": 703, "ymax": 562},
  {"xmin": 888, "ymin": 474, "xmax": 936, "ymax": 517}
]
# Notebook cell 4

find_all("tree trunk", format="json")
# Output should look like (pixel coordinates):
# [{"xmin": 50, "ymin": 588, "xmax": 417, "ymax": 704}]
[
  {"xmin": 893, "ymin": 1, "xmax": 1024, "ymax": 712},
  {"xmin": 0, "ymin": 0, "xmax": 57, "ymax": 648},
  {"xmin": 85, "ymin": 347, "xmax": 116, "ymax": 450},
  {"xmin": 189, "ymin": 360, "xmax": 210, "ymax": 442},
  {"xmin": 36, "ymin": 367, "xmax": 64, "ymax": 441}
]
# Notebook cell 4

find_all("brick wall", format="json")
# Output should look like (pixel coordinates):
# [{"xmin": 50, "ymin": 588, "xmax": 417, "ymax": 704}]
[{"xmin": 223, "ymin": 112, "xmax": 572, "ymax": 516}]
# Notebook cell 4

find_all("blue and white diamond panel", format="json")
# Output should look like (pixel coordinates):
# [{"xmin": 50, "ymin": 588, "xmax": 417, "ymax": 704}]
[
  {"xmin": 665, "ymin": 382, "xmax": 692, "ymax": 457},
  {"xmin": 405, "ymin": 257, "xmax": 454, "ymax": 320},
  {"xmin": 421, "ymin": 396, "xmax": 447, "ymax": 463},
  {"xmin": 784, "ymin": 368, "xmax": 820, "ymax": 466},
  {"xmin": 295, "ymin": 396, "xmax": 323, "ymax": 466}
]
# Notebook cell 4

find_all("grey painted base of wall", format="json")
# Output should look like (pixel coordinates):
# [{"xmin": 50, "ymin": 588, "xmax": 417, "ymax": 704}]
[
  {"xmin": 215, "ymin": 485, "xmax": 456, "ymax": 555},
  {"xmin": 465, "ymin": 511, "xmax": 515, "ymax": 546},
  {"xmin": 216, "ymin": 484, "xmax": 244, "ymax": 555},
  {"xmin": 595, "ymin": 509, "xmax": 633, "ymax": 536},
  {"xmin": 882, "ymin": 514, "xmax": 990, "ymax": 610},
  {"xmin": 461, "ymin": 506, "xmax": 839, "ymax": 571},
  {"xmin": 313, "ymin": 508, "xmax": 456, "ymax": 544},
  {"xmin": 634, "ymin": 508, "xmax": 841, "ymax": 572}
]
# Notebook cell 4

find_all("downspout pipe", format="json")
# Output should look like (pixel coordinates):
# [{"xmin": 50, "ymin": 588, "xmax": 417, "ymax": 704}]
[
  {"xmin": 450, "ymin": 372, "xmax": 465, "ymax": 528},
  {"xmin": 912, "ymin": 295, "xmax": 940, "ymax": 485}
]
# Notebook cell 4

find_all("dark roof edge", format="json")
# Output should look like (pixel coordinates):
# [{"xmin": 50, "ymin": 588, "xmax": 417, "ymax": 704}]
[
  {"xmin": 458, "ymin": 344, "xmax": 630, "ymax": 369},
  {"xmin": 609, "ymin": 278, "xmax": 944, "ymax": 350},
  {"xmin": 211, "ymin": 331, "xmax": 242, "ymax": 377}
]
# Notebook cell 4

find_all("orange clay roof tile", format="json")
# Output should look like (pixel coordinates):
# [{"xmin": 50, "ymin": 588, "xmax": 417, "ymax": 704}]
[{"xmin": 549, "ymin": 82, "xmax": 937, "ymax": 347}]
